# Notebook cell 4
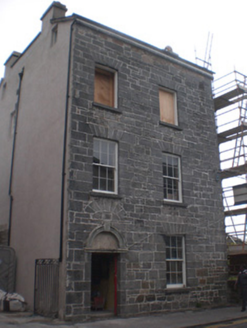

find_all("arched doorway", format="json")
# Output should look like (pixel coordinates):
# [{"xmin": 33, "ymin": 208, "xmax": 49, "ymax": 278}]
[{"xmin": 86, "ymin": 224, "xmax": 126, "ymax": 315}]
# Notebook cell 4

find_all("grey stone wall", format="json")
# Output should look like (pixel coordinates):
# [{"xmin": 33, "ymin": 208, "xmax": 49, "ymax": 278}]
[{"xmin": 65, "ymin": 22, "xmax": 227, "ymax": 318}]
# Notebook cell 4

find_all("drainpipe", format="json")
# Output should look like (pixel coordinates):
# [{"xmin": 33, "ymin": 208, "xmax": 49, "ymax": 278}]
[
  {"xmin": 8, "ymin": 67, "xmax": 25, "ymax": 246},
  {"xmin": 59, "ymin": 20, "xmax": 75, "ymax": 262}
]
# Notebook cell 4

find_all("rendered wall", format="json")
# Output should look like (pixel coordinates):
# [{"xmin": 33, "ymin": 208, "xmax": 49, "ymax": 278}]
[
  {"xmin": 0, "ymin": 58, "xmax": 21, "ymax": 245},
  {"xmin": 0, "ymin": 14, "xmax": 71, "ymax": 307},
  {"xmin": 65, "ymin": 22, "xmax": 227, "ymax": 318}
]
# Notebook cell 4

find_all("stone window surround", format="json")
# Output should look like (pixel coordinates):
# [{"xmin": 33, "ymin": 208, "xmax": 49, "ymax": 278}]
[
  {"xmin": 159, "ymin": 87, "xmax": 178, "ymax": 126},
  {"xmin": 94, "ymin": 64, "xmax": 118, "ymax": 109},
  {"xmin": 162, "ymin": 152, "xmax": 182, "ymax": 203},
  {"xmin": 165, "ymin": 235, "xmax": 186, "ymax": 289},
  {"xmin": 93, "ymin": 137, "xmax": 118, "ymax": 195},
  {"xmin": 92, "ymin": 102, "xmax": 122, "ymax": 114}
]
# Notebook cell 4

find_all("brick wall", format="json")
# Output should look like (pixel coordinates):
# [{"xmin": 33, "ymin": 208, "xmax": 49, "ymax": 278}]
[{"xmin": 65, "ymin": 23, "xmax": 227, "ymax": 318}]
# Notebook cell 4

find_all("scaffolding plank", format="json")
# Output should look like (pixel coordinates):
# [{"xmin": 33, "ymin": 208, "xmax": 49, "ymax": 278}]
[
  {"xmin": 218, "ymin": 130, "xmax": 247, "ymax": 144},
  {"xmin": 214, "ymin": 85, "xmax": 247, "ymax": 111},
  {"xmin": 214, "ymin": 98, "xmax": 233, "ymax": 111},
  {"xmin": 215, "ymin": 95, "xmax": 247, "ymax": 111},
  {"xmin": 225, "ymin": 207, "xmax": 247, "ymax": 217},
  {"xmin": 228, "ymin": 244, "xmax": 247, "ymax": 255},
  {"xmin": 220, "ymin": 163, "xmax": 247, "ymax": 179},
  {"xmin": 218, "ymin": 123, "xmax": 247, "ymax": 144}
]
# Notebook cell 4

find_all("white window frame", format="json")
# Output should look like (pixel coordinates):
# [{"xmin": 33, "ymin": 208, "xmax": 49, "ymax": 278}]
[
  {"xmin": 165, "ymin": 235, "xmax": 186, "ymax": 289},
  {"xmin": 159, "ymin": 87, "xmax": 178, "ymax": 125},
  {"xmin": 162, "ymin": 153, "xmax": 182, "ymax": 203},
  {"xmin": 94, "ymin": 65, "xmax": 118, "ymax": 108},
  {"xmin": 93, "ymin": 138, "xmax": 118, "ymax": 194}
]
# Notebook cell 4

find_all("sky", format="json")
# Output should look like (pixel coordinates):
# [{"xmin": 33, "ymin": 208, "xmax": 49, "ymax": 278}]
[{"xmin": 0, "ymin": 0, "xmax": 247, "ymax": 81}]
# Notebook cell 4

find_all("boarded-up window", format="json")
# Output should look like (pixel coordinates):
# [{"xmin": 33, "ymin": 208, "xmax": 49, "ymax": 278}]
[
  {"xmin": 159, "ymin": 89, "xmax": 177, "ymax": 125},
  {"xmin": 94, "ymin": 67, "xmax": 115, "ymax": 107}
]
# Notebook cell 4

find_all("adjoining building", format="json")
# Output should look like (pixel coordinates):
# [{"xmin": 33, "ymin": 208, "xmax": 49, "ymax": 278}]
[{"xmin": 0, "ymin": 1, "xmax": 227, "ymax": 320}]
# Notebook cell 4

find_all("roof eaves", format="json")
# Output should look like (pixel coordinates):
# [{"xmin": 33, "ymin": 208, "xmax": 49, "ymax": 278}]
[{"xmin": 63, "ymin": 14, "xmax": 214, "ymax": 79}]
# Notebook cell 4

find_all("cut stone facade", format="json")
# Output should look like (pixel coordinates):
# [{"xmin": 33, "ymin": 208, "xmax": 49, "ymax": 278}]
[{"xmin": 65, "ymin": 22, "xmax": 227, "ymax": 318}]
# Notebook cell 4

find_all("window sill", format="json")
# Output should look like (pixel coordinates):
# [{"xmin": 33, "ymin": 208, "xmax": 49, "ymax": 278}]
[
  {"xmin": 92, "ymin": 102, "xmax": 122, "ymax": 114},
  {"xmin": 163, "ymin": 201, "xmax": 187, "ymax": 208},
  {"xmin": 165, "ymin": 287, "xmax": 191, "ymax": 294},
  {"xmin": 159, "ymin": 121, "xmax": 182, "ymax": 131},
  {"xmin": 90, "ymin": 191, "xmax": 122, "ymax": 200}
]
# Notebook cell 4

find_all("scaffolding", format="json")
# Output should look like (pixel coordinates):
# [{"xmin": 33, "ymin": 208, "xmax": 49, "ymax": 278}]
[{"xmin": 213, "ymin": 71, "xmax": 247, "ymax": 253}]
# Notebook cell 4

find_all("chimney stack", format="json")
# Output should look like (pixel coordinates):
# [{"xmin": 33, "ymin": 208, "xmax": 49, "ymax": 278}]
[{"xmin": 40, "ymin": 2, "xmax": 67, "ymax": 31}]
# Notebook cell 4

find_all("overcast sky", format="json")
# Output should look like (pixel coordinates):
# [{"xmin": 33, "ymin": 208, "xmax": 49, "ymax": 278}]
[{"xmin": 0, "ymin": 0, "xmax": 246, "ymax": 81}]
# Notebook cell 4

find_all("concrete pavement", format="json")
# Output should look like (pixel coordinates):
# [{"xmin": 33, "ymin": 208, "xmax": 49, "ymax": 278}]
[{"xmin": 0, "ymin": 306, "xmax": 247, "ymax": 327}]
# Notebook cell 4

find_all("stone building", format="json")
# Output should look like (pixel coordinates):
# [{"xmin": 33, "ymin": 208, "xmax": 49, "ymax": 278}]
[{"xmin": 0, "ymin": 1, "xmax": 227, "ymax": 320}]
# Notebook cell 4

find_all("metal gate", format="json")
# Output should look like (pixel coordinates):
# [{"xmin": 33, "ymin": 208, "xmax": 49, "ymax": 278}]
[{"xmin": 34, "ymin": 259, "xmax": 59, "ymax": 317}]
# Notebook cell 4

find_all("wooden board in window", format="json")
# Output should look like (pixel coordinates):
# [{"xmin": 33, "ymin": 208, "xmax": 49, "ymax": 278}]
[
  {"xmin": 94, "ymin": 68, "xmax": 114, "ymax": 107},
  {"xmin": 159, "ymin": 89, "xmax": 175, "ymax": 125}
]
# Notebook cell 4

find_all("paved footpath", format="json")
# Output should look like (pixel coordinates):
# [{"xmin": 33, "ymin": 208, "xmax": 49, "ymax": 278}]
[{"xmin": 0, "ymin": 306, "xmax": 247, "ymax": 328}]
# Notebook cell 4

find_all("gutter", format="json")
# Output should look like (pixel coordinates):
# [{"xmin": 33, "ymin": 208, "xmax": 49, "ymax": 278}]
[
  {"xmin": 59, "ymin": 20, "xmax": 75, "ymax": 262},
  {"xmin": 8, "ymin": 67, "xmax": 24, "ymax": 246}
]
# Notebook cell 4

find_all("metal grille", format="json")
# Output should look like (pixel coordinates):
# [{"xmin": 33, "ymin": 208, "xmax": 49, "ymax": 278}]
[{"xmin": 34, "ymin": 259, "xmax": 59, "ymax": 318}]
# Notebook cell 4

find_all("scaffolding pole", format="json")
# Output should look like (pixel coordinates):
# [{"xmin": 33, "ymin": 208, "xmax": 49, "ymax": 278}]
[{"xmin": 214, "ymin": 71, "xmax": 247, "ymax": 248}]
